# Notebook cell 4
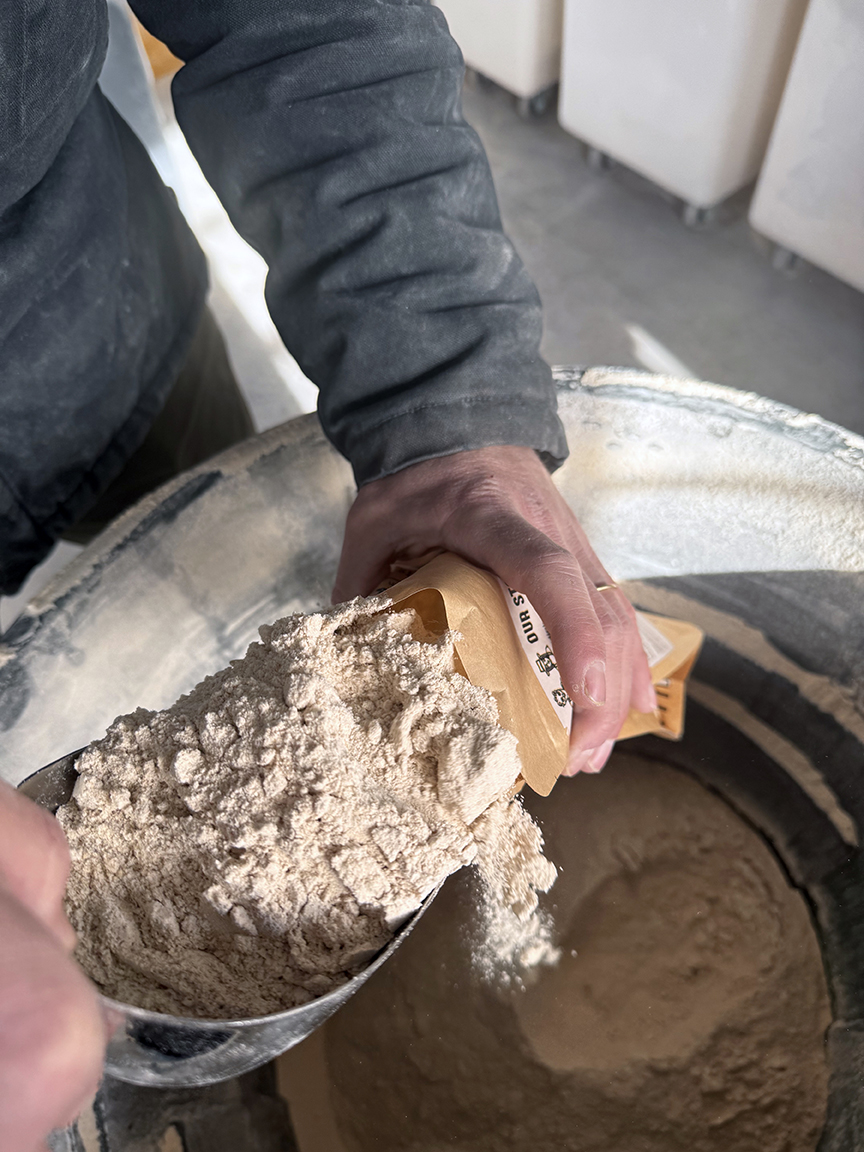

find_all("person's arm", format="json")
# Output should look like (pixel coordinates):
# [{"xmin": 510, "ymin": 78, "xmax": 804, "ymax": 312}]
[
  {"xmin": 129, "ymin": 0, "xmax": 566, "ymax": 481},
  {"xmin": 129, "ymin": 0, "xmax": 653, "ymax": 769},
  {"xmin": 0, "ymin": 781, "xmax": 104, "ymax": 1152}
]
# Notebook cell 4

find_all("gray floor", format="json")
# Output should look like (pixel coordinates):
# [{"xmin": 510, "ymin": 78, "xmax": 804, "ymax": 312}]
[{"xmin": 462, "ymin": 77, "xmax": 864, "ymax": 437}]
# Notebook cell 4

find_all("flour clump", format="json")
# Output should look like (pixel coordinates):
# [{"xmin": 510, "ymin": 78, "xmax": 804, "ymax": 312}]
[{"xmin": 59, "ymin": 602, "xmax": 556, "ymax": 1018}]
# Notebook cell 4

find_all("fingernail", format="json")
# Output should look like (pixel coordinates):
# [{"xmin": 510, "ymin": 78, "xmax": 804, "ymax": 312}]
[
  {"xmin": 584, "ymin": 739, "xmax": 615, "ymax": 774},
  {"xmin": 582, "ymin": 661, "xmax": 607, "ymax": 706},
  {"xmin": 564, "ymin": 739, "xmax": 595, "ymax": 775},
  {"xmin": 564, "ymin": 753, "xmax": 590, "ymax": 776}
]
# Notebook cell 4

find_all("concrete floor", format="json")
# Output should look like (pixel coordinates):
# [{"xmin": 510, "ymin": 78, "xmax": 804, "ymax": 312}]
[{"xmin": 462, "ymin": 76, "xmax": 864, "ymax": 437}]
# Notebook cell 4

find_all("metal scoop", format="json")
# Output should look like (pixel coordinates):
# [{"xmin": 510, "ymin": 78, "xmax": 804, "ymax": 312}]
[{"xmin": 19, "ymin": 754, "xmax": 438, "ymax": 1088}]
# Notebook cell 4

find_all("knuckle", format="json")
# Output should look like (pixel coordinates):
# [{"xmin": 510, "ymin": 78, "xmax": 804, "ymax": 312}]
[
  {"xmin": 446, "ymin": 485, "xmax": 519, "ymax": 538},
  {"xmin": 461, "ymin": 473, "xmax": 512, "ymax": 507},
  {"xmin": 534, "ymin": 540, "xmax": 579, "ymax": 574}
]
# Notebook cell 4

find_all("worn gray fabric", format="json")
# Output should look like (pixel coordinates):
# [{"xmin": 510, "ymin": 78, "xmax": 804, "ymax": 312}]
[
  {"xmin": 62, "ymin": 307, "xmax": 254, "ymax": 544},
  {"xmin": 0, "ymin": 81, "xmax": 207, "ymax": 592},
  {"xmin": 0, "ymin": 0, "xmax": 566, "ymax": 594}
]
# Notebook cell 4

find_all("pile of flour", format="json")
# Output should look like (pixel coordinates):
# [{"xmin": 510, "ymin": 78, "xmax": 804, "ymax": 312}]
[
  {"xmin": 320, "ymin": 754, "xmax": 830, "ymax": 1152},
  {"xmin": 59, "ymin": 602, "xmax": 557, "ymax": 1019}
]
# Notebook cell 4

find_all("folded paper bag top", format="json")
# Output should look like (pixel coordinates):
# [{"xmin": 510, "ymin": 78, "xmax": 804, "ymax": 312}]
[{"xmin": 378, "ymin": 553, "xmax": 703, "ymax": 796}]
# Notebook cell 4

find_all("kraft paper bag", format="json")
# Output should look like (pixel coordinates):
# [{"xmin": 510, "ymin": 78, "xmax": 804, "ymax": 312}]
[{"xmin": 375, "ymin": 553, "xmax": 702, "ymax": 796}]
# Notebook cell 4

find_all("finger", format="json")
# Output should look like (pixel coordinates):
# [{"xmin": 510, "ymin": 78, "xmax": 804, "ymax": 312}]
[
  {"xmin": 0, "ymin": 894, "xmax": 104, "ymax": 1151},
  {"xmin": 446, "ymin": 509, "xmax": 609, "ymax": 712},
  {"xmin": 585, "ymin": 739, "xmax": 616, "ymax": 774},
  {"xmin": 0, "ymin": 782, "xmax": 75, "ymax": 950},
  {"xmin": 565, "ymin": 736, "xmax": 616, "ymax": 776},
  {"xmin": 556, "ymin": 520, "xmax": 655, "ymax": 720},
  {"xmin": 558, "ymin": 513, "xmax": 616, "ymax": 591},
  {"xmin": 628, "ymin": 613, "xmax": 658, "ymax": 714},
  {"xmin": 605, "ymin": 591, "xmax": 657, "ymax": 716},
  {"xmin": 607, "ymin": 593, "xmax": 646, "ymax": 736},
  {"xmin": 569, "ymin": 588, "xmax": 633, "ymax": 754},
  {"xmin": 567, "ymin": 608, "xmax": 654, "ymax": 776}
]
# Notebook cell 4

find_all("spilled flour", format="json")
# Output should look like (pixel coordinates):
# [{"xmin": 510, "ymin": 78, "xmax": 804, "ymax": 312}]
[{"xmin": 59, "ymin": 602, "xmax": 557, "ymax": 1019}]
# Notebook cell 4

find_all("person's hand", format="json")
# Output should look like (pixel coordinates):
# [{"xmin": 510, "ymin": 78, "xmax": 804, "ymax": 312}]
[
  {"xmin": 0, "ymin": 780, "xmax": 104, "ymax": 1152},
  {"xmin": 333, "ymin": 445, "xmax": 656, "ymax": 775}
]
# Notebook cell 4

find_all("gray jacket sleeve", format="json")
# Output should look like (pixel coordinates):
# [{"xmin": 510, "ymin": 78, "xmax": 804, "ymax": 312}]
[{"xmin": 130, "ymin": 0, "xmax": 568, "ymax": 484}]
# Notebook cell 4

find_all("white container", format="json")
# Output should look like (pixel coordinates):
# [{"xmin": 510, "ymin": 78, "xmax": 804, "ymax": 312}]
[
  {"xmin": 748, "ymin": 0, "xmax": 864, "ymax": 293},
  {"xmin": 558, "ymin": 0, "xmax": 808, "ymax": 210},
  {"xmin": 436, "ymin": 0, "xmax": 563, "ymax": 100}
]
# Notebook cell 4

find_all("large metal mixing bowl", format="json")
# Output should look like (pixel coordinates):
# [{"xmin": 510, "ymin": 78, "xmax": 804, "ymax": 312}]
[{"xmin": 4, "ymin": 368, "xmax": 864, "ymax": 1147}]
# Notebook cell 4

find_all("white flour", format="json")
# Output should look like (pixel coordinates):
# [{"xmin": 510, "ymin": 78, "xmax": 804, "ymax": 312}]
[{"xmin": 59, "ymin": 602, "xmax": 557, "ymax": 1019}]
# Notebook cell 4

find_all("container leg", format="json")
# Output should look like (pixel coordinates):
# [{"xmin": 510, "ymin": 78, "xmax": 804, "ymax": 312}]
[
  {"xmin": 585, "ymin": 146, "xmax": 612, "ymax": 172},
  {"xmin": 772, "ymin": 244, "xmax": 801, "ymax": 274},
  {"xmin": 682, "ymin": 203, "xmax": 717, "ymax": 229},
  {"xmin": 516, "ymin": 88, "xmax": 556, "ymax": 119}
]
